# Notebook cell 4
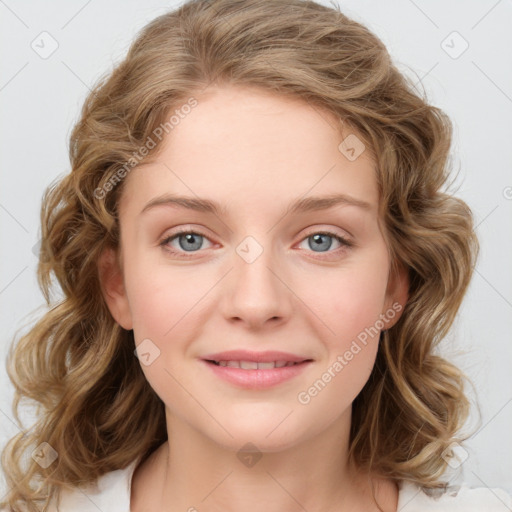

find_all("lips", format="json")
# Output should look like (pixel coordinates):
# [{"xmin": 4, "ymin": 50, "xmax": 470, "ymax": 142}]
[
  {"xmin": 201, "ymin": 351, "xmax": 313, "ymax": 389},
  {"xmin": 200, "ymin": 350, "xmax": 313, "ymax": 389}
]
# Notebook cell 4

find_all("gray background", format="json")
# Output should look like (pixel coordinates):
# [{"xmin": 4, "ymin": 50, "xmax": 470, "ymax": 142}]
[{"xmin": 1, "ymin": 0, "xmax": 511, "ymax": 497}]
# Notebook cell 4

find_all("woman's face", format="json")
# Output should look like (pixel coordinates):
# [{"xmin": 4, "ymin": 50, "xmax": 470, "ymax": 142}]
[{"xmin": 100, "ymin": 85, "xmax": 408, "ymax": 453}]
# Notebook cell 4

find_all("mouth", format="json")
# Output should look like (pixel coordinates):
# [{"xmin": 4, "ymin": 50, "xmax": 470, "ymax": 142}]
[
  {"xmin": 204, "ymin": 359, "xmax": 311, "ymax": 369},
  {"xmin": 200, "ymin": 354, "xmax": 313, "ymax": 389}
]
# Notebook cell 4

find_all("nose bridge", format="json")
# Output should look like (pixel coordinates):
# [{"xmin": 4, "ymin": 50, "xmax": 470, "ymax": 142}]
[{"xmin": 222, "ymin": 234, "xmax": 291, "ymax": 326}]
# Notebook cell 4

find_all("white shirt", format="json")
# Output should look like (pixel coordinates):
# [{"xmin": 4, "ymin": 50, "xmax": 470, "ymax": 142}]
[{"xmin": 45, "ymin": 461, "xmax": 512, "ymax": 511}]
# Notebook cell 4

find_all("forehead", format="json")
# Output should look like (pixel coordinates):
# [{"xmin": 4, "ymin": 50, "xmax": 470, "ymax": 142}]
[{"xmin": 119, "ymin": 85, "xmax": 378, "ymax": 217}]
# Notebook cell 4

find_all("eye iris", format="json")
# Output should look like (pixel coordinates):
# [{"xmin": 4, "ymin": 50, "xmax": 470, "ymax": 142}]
[
  {"xmin": 309, "ymin": 233, "xmax": 332, "ymax": 252},
  {"xmin": 179, "ymin": 233, "xmax": 203, "ymax": 251}
]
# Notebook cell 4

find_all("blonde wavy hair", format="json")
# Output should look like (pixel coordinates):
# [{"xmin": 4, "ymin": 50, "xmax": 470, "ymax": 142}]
[{"xmin": 1, "ymin": 0, "xmax": 480, "ymax": 510}]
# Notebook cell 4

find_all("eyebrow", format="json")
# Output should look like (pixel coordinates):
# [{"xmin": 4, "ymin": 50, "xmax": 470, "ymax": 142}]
[{"xmin": 140, "ymin": 192, "xmax": 372, "ymax": 217}]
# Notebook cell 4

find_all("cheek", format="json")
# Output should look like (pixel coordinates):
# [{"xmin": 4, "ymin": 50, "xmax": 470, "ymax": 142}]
[
  {"xmin": 304, "ymin": 255, "xmax": 389, "ymax": 341},
  {"xmin": 295, "ymin": 263, "xmax": 388, "ymax": 413},
  {"xmin": 127, "ymin": 277, "xmax": 172, "ymax": 339},
  {"xmin": 123, "ymin": 250, "xmax": 202, "ymax": 340},
  {"xmin": 124, "ymin": 258, "xmax": 203, "ymax": 409}
]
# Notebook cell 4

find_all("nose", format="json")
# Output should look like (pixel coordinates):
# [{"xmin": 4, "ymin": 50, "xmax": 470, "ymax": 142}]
[{"xmin": 220, "ymin": 238, "xmax": 293, "ymax": 329}]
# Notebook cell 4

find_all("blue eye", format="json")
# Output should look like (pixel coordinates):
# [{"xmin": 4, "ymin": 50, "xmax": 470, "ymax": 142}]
[
  {"xmin": 159, "ymin": 229, "xmax": 353, "ymax": 259},
  {"xmin": 298, "ymin": 232, "xmax": 353, "ymax": 253},
  {"xmin": 161, "ymin": 231, "xmax": 212, "ymax": 254}
]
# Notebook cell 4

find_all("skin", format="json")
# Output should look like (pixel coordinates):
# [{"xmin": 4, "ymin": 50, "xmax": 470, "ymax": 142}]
[{"xmin": 99, "ymin": 84, "xmax": 409, "ymax": 512}]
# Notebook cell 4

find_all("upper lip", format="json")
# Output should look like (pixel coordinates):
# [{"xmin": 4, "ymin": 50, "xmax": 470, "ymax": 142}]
[{"xmin": 201, "ymin": 350, "xmax": 312, "ymax": 363}]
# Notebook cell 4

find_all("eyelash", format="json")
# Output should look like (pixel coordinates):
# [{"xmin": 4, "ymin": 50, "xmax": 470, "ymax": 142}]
[{"xmin": 159, "ymin": 228, "xmax": 354, "ymax": 260}]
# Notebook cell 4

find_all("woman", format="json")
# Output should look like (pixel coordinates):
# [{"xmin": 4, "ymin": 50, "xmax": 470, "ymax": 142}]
[{"xmin": 2, "ymin": 0, "xmax": 510, "ymax": 510}]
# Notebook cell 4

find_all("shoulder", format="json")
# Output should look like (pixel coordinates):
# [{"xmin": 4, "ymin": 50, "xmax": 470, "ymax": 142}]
[
  {"xmin": 45, "ymin": 461, "xmax": 137, "ymax": 511},
  {"xmin": 397, "ymin": 480, "xmax": 512, "ymax": 511}
]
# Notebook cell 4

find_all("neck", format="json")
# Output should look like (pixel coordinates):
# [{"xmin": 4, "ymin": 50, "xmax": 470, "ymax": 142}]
[{"xmin": 131, "ymin": 406, "xmax": 398, "ymax": 512}]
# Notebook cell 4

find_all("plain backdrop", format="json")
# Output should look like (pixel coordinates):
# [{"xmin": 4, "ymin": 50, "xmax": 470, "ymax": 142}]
[{"xmin": 1, "ymin": 0, "xmax": 511, "ymax": 498}]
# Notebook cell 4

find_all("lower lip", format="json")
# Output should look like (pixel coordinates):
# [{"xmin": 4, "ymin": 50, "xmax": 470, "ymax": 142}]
[{"xmin": 201, "ymin": 360, "xmax": 312, "ymax": 389}]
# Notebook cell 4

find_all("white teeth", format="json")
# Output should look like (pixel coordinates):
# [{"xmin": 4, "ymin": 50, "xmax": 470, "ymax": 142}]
[
  {"xmin": 240, "ymin": 360, "xmax": 258, "ymax": 369},
  {"xmin": 257, "ymin": 361, "xmax": 276, "ymax": 369},
  {"xmin": 213, "ymin": 360, "xmax": 300, "ymax": 369}
]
